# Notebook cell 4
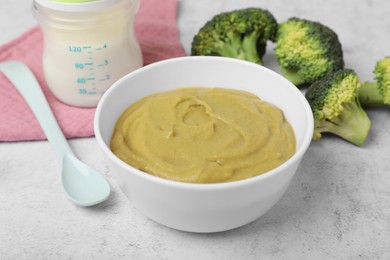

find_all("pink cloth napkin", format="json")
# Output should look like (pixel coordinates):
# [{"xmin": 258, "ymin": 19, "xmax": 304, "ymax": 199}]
[{"xmin": 0, "ymin": 0, "xmax": 185, "ymax": 142}]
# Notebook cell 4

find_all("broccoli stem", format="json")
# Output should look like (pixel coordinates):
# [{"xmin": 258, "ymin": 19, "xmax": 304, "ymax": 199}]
[
  {"xmin": 242, "ymin": 31, "xmax": 263, "ymax": 64},
  {"xmin": 280, "ymin": 67, "xmax": 306, "ymax": 86},
  {"xmin": 358, "ymin": 82, "xmax": 385, "ymax": 105},
  {"xmin": 214, "ymin": 31, "xmax": 263, "ymax": 64},
  {"xmin": 316, "ymin": 100, "xmax": 371, "ymax": 146}
]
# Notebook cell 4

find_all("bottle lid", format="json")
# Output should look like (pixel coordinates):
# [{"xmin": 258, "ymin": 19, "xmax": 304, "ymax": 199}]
[{"xmin": 34, "ymin": 0, "xmax": 122, "ymax": 12}]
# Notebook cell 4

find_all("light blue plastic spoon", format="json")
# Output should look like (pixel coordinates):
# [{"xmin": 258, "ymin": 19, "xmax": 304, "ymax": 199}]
[{"xmin": 0, "ymin": 61, "xmax": 110, "ymax": 206}]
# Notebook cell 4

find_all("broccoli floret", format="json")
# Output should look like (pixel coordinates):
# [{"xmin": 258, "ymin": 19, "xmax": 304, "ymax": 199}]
[
  {"xmin": 274, "ymin": 18, "xmax": 344, "ymax": 86},
  {"xmin": 305, "ymin": 69, "xmax": 371, "ymax": 146},
  {"xmin": 191, "ymin": 8, "xmax": 278, "ymax": 65},
  {"xmin": 359, "ymin": 56, "xmax": 390, "ymax": 105}
]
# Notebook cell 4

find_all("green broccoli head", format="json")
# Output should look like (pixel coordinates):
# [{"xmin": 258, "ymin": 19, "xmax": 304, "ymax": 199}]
[
  {"xmin": 275, "ymin": 17, "xmax": 344, "ymax": 86},
  {"xmin": 305, "ymin": 69, "xmax": 371, "ymax": 146},
  {"xmin": 191, "ymin": 8, "xmax": 278, "ymax": 65},
  {"xmin": 359, "ymin": 56, "xmax": 390, "ymax": 105}
]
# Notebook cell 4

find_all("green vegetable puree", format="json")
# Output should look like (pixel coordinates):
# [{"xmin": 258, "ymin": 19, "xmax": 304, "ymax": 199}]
[{"xmin": 110, "ymin": 87, "xmax": 296, "ymax": 183}]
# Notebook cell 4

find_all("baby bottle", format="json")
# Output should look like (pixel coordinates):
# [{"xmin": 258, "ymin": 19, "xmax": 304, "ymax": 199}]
[{"xmin": 33, "ymin": 0, "xmax": 143, "ymax": 107}]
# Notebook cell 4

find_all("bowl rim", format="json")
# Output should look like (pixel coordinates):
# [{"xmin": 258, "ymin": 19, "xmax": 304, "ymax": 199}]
[{"xmin": 94, "ymin": 56, "xmax": 314, "ymax": 190}]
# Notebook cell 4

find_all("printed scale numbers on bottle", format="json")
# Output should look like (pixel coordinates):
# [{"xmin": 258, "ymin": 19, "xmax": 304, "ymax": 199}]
[{"xmin": 69, "ymin": 43, "xmax": 111, "ymax": 96}]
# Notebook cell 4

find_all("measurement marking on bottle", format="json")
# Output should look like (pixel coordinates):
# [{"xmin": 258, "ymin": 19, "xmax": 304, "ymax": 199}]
[
  {"xmin": 69, "ymin": 44, "xmax": 112, "ymax": 98},
  {"xmin": 75, "ymin": 63, "xmax": 84, "ymax": 69},
  {"xmin": 68, "ymin": 46, "xmax": 82, "ymax": 52},
  {"xmin": 97, "ymin": 60, "xmax": 109, "ymax": 67},
  {"xmin": 77, "ymin": 77, "xmax": 96, "ymax": 84},
  {"xmin": 96, "ymin": 44, "xmax": 108, "ymax": 51},
  {"xmin": 99, "ymin": 74, "xmax": 110, "ymax": 82}
]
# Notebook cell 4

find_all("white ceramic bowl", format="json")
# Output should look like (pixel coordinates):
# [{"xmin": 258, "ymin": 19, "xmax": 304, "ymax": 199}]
[{"xmin": 94, "ymin": 56, "xmax": 313, "ymax": 233}]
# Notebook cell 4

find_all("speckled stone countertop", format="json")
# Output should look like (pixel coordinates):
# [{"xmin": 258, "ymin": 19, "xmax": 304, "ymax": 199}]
[{"xmin": 1, "ymin": 0, "xmax": 390, "ymax": 259}]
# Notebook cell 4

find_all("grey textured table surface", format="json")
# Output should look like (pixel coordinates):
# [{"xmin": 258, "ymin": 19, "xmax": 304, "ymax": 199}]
[{"xmin": 1, "ymin": 0, "xmax": 390, "ymax": 259}]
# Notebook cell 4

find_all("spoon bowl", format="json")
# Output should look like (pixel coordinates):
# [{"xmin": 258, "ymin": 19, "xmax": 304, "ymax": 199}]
[
  {"xmin": 0, "ymin": 61, "xmax": 110, "ymax": 206},
  {"xmin": 62, "ymin": 154, "xmax": 110, "ymax": 206}
]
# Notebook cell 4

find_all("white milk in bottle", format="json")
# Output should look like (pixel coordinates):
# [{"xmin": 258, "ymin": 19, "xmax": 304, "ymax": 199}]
[{"xmin": 33, "ymin": 0, "xmax": 143, "ymax": 107}]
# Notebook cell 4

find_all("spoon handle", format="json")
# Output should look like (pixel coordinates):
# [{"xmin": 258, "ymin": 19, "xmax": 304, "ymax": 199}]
[{"xmin": 0, "ymin": 61, "xmax": 74, "ymax": 159}]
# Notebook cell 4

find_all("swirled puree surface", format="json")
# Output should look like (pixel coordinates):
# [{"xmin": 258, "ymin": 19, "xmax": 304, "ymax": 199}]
[{"xmin": 110, "ymin": 87, "xmax": 296, "ymax": 183}]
